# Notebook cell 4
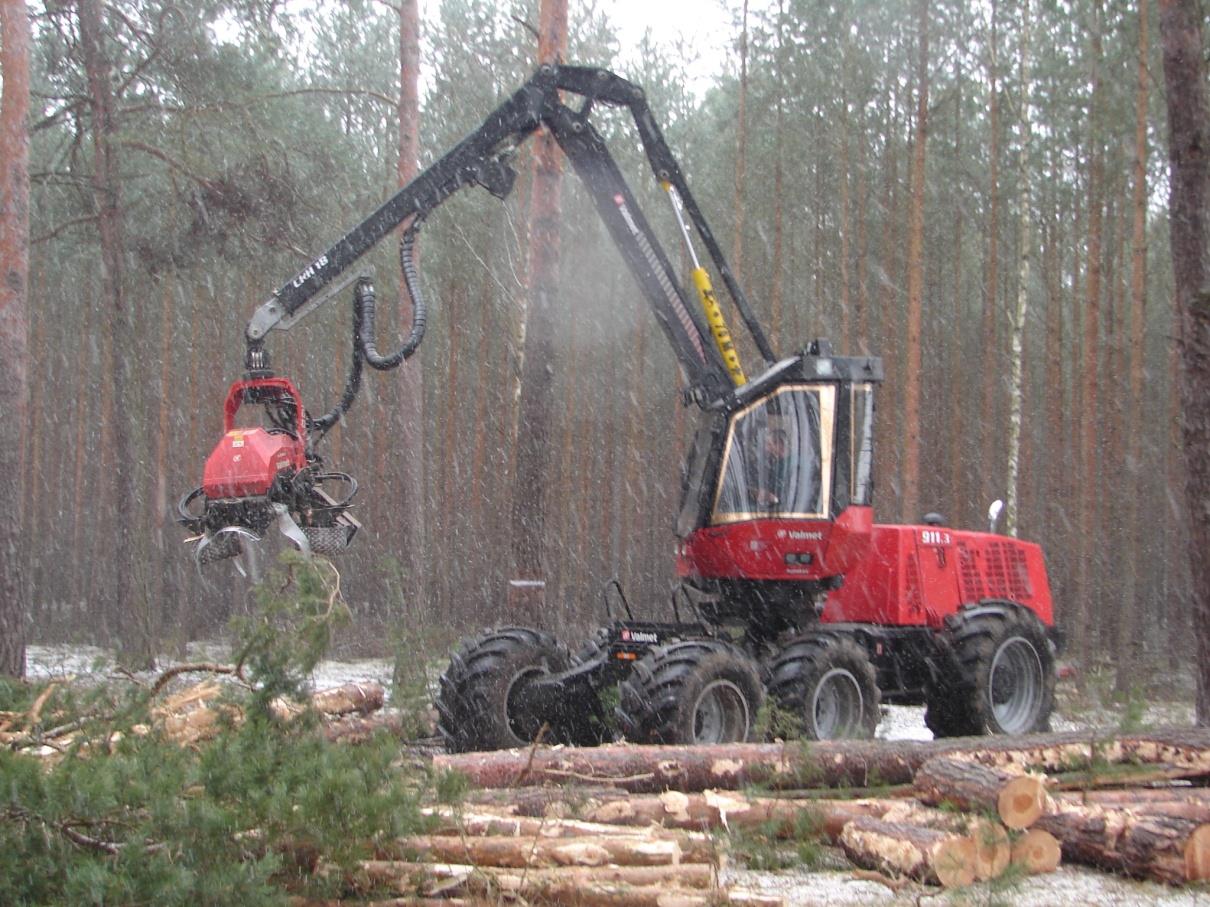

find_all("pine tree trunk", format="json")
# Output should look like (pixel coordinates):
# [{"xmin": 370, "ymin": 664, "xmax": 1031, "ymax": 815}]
[
  {"xmin": 80, "ymin": 0, "xmax": 138, "ymax": 644},
  {"xmin": 1117, "ymin": 0, "xmax": 1149, "ymax": 693},
  {"xmin": 1158, "ymin": 0, "xmax": 1210, "ymax": 724},
  {"xmin": 0, "ymin": 0, "xmax": 31, "ymax": 677},
  {"xmin": 1076, "ymin": 0, "xmax": 1105, "ymax": 669},
  {"xmin": 396, "ymin": 0, "xmax": 426, "ymax": 611},
  {"xmin": 901, "ymin": 0, "xmax": 929, "ymax": 524},
  {"xmin": 980, "ymin": 2, "xmax": 1002, "ymax": 509},
  {"xmin": 732, "ymin": 0, "xmax": 748, "ymax": 283},
  {"xmin": 1005, "ymin": 0, "xmax": 1032, "ymax": 536},
  {"xmin": 508, "ymin": 0, "xmax": 567, "ymax": 624}
]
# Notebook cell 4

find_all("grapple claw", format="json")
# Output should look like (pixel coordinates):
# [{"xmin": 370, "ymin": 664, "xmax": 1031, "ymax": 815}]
[{"xmin": 194, "ymin": 526, "xmax": 261, "ymax": 570}]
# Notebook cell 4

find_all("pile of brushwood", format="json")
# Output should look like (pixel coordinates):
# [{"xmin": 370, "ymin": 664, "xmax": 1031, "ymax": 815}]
[{"xmin": 0, "ymin": 555, "xmax": 443, "ymax": 906}]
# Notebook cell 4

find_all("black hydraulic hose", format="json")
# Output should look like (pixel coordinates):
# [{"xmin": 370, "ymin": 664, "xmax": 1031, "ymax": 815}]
[
  {"xmin": 308, "ymin": 218, "xmax": 428, "ymax": 437},
  {"xmin": 308, "ymin": 296, "xmax": 366, "ymax": 436},
  {"xmin": 357, "ymin": 219, "xmax": 428, "ymax": 371}
]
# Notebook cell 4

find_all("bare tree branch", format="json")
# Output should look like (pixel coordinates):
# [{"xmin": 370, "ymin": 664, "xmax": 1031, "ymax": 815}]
[
  {"xmin": 114, "ymin": 139, "xmax": 211, "ymax": 186},
  {"xmin": 32, "ymin": 213, "xmax": 99, "ymax": 245}
]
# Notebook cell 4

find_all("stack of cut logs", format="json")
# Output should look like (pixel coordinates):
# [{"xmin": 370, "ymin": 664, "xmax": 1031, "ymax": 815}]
[
  {"xmin": 15, "ymin": 679, "xmax": 1210, "ymax": 902},
  {"xmin": 432, "ymin": 727, "xmax": 1210, "ymax": 899}
]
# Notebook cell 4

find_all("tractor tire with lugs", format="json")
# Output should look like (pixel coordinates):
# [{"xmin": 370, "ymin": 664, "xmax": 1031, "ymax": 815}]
[
  {"xmin": 436, "ymin": 627, "xmax": 572, "ymax": 753},
  {"xmin": 616, "ymin": 638, "xmax": 763, "ymax": 745},
  {"xmin": 925, "ymin": 601, "xmax": 1056, "ymax": 737},
  {"xmin": 766, "ymin": 633, "xmax": 881, "ymax": 740}
]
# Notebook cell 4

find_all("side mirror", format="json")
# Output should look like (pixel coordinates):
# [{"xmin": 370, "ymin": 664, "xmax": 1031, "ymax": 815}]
[{"xmin": 987, "ymin": 499, "xmax": 1004, "ymax": 534}]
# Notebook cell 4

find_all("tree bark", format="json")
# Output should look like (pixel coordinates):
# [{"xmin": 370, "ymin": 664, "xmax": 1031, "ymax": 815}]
[
  {"xmin": 1005, "ymin": 0, "xmax": 1032, "ymax": 536},
  {"xmin": 1158, "ymin": 0, "xmax": 1210, "ymax": 725},
  {"xmin": 354, "ymin": 860, "xmax": 716, "ymax": 898},
  {"xmin": 432, "ymin": 728, "xmax": 1210, "ymax": 792},
  {"xmin": 507, "ymin": 0, "xmax": 567, "ymax": 624},
  {"xmin": 392, "ymin": 833, "xmax": 696, "ymax": 869},
  {"xmin": 581, "ymin": 789, "xmax": 893, "ymax": 843},
  {"xmin": 732, "ymin": 0, "xmax": 748, "ymax": 284},
  {"xmin": 395, "ymin": 0, "xmax": 426, "ymax": 612},
  {"xmin": 0, "ymin": 0, "xmax": 31, "ymax": 678},
  {"xmin": 901, "ymin": 0, "xmax": 928, "ymax": 523},
  {"xmin": 914, "ymin": 756, "xmax": 1047, "ymax": 829},
  {"xmin": 79, "ymin": 0, "xmax": 138, "ymax": 645},
  {"xmin": 1034, "ymin": 800, "xmax": 1210, "ymax": 884},
  {"xmin": 840, "ymin": 817, "xmax": 977, "ymax": 888},
  {"xmin": 980, "ymin": 0, "xmax": 1002, "ymax": 508},
  {"xmin": 1076, "ymin": 0, "xmax": 1106, "ymax": 668}
]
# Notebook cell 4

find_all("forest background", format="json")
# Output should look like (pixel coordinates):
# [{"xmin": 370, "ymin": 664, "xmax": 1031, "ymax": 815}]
[{"xmin": 0, "ymin": 0, "xmax": 1192, "ymax": 701}]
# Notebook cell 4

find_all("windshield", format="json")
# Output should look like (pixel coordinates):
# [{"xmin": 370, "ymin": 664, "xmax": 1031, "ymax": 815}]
[{"xmin": 712, "ymin": 385, "xmax": 836, "ymax": 523}]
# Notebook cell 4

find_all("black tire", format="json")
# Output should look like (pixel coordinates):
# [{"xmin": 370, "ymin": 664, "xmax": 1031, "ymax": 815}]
[
  {"xmin": 766, "ymin": 634, "xmax": 881, "ymax": 740},
  {"xmin": 616, "ymin": 639, "xmax": 763, "ymax": 745},
  {"xmin": 435, "ymin": 627, "xmax": 572, "ymax": 753},
  {"xmin": 926, "ymin": 602, "xmax": 1056, "ymax": 737}
]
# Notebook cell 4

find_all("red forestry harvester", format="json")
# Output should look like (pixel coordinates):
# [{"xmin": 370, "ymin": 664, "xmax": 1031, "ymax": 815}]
[{"xmin": 180, "ymin": 65, "xmax": 1060, "ymax": 747}]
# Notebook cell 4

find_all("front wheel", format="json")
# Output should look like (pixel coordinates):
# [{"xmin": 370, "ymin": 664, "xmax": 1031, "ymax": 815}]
[
  {"xmin": 435, "ymin": 627, "xmax": 572, "ymax": 753},
  {"xmin": 766, "ymin": 634, "xmax": 881, "ymax": 740},
  {"xmin": 617, "ymin": 639, "xmax": 763, "ymax": 745}
]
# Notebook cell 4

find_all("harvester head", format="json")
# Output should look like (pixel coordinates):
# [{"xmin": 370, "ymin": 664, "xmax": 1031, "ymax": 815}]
[{"xmin": 178, "ymin": 377, "xmax": 360, "ymax": 573}]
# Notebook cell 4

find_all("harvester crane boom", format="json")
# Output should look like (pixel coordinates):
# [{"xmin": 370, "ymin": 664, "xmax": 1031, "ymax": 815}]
[{"xmin": 243, "ymin": 64, "xmax": 776, "ymax": 409}]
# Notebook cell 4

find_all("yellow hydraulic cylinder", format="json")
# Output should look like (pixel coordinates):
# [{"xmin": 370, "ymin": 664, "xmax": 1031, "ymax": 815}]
[
  {"xmin": 690, "ymin": 266, "xmax": 746, "ymax": 386},
  {"xmin": 663, "ymin": 182, "xmax": 746, "ymax": 387}
]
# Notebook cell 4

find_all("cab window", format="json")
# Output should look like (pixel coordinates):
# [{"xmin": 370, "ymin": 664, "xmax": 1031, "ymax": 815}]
[{"xmin": 712, "ymin": 385, "xmax": 835, "ymax": 523}]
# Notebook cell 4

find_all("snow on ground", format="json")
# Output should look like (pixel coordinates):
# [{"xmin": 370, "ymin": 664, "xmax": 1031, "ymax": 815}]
[
  {"xmin": 724, "ymin": 864, "xmax": 1210, "ymax": 906},
  {"xmin": 24, "ymin": 644, "xmax": 1208, "ymax": 905}
]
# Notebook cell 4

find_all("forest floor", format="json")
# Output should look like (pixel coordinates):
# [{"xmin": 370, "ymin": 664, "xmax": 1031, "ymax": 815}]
[{"xmin": 24, "ymin": 642, "xmax": 1208, "ymax": 906}]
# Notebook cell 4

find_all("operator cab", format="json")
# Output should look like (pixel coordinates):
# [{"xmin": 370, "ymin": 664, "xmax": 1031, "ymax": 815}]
[{"xmin": 676, "ymin": 342, "xmax": 883, "ymax": 637}]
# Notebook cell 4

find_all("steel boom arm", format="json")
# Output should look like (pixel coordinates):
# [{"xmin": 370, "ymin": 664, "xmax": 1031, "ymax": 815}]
[{"xmin": 244, "ymin": 64, "xmax": 775, "ymax": 408}]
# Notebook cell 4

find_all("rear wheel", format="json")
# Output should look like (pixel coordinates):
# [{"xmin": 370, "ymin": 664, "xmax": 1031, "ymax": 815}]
[
  {"xmin": 616, "ymin": 639, "xmax": 763, "ymax": 745},
  {"xmin": 767, "ymin": 634, "xmax": 880, "ymax": 740},
  {"xmin": 926, "ymin": 602, "xmax": 1055, "ymax": 737},
  {"xmin": 436, "ymin": 627, "xmax": 572, "ymax": 753}
]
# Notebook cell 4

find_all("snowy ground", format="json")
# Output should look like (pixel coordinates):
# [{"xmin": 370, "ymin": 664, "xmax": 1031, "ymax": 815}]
[{"xmin": 23, "ymin": 643, "xmax": 1208, "ymax": 905}]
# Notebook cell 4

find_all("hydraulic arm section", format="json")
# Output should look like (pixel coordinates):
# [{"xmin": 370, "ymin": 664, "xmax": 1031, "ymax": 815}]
[{"xmin": 179, "ymin": 64, "xmax": 775, "ymax": 568}]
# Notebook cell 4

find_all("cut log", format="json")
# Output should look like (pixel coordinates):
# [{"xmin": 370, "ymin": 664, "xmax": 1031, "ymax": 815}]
[
  {"xmin": 420, "ymin": 810, "xmax": 717, "ymax": 863},
  {"xmin": 579, "ymin": 789, "xmax": 894, "ymax": 843},
  {"xmin": 432, "ymin": 728, "xmax": 1210, "ymax": 793},
  {"xmin": 322, "ymin": 711, "xmax": 405, "ymax": 744},
  {"xmin": 392, "ymin": 833, "xmax": 691, "ymax": 868},
  {"xmin": 425, "ymin": 808, "xmax": 654, "ymax": 837},
  {"xmin": 839, "ymin": 817, "xmax": 977, "ymax": 888},
  {"xmin": 1034, "ymin": 800, "xmax": 1210, "ymax": 884},
  {"xmin": 464, "ymin": 783, "xmax": 628, "ymax": 815},
  {"xmin": 357, "ymin": 860, "xmax": 716, "ymax": 890},
  {"xmin": 968, "ymin": 818, "xmax": 1012, "ymax": 880},
  {"xmin": 310, "ymin": 682, "xmax": 385, "ymax": 715},
  {"xmin": 353, "ymin": 861, "xmax": 718, "ymax": 903},
  {"xmin": 1056, "ymin": 787, "xmax": 1210, "ymax": 807},
  {"xmin": 878, "ymin": 801, "xmax": 1010, "ymax": 880},
  {"xmin": 914, "ymin": 756, "xmax": 1048, "ymax": 829},
  {"xmin": 1011, "ymin": 828, "xmax": 1062, "ymax": 875}
]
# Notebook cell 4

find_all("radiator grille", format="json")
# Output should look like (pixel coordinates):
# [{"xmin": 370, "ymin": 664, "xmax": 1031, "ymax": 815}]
[
  {"xmin": 985, "ymin": 542, "xmax": 1032, "ymax": 600},
  {"xmin": 957, "ymin": 544, "xmax": 984, "ymax": 601}
]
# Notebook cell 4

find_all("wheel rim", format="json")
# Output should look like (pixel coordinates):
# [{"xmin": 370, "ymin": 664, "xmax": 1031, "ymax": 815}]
[
  {"xmin": 504, "ymin": 666, "xmax": 544, "ymax": 741},
  {"xmin": 811, "ymin": 668, "xmax": 865, "ymax": 739},
  {"xmin": 989, "ymin": 637, "xmax": 1044, "ymax": 733},
  {"xmin": 692, "ymin": 679, "xmax": 750, "ymax": 743}
]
